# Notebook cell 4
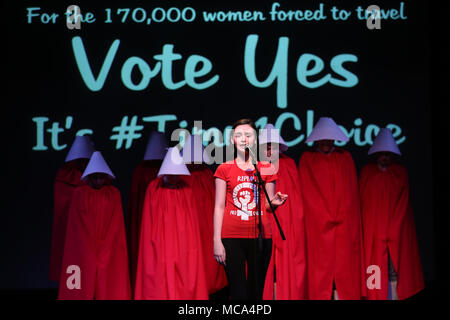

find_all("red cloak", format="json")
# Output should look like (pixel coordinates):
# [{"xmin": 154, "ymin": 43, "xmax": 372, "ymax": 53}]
[
  {"xmin": 58, "ymin": 184, "xmax": 131, "ymax": 300},
  {"xmin": 263, "ymin": 153, "xmax": 307, "ymax": 300},
  {"xmin": 126, "ymin": 160, "xmax": 161, "ymax": 290},
  {"xmin": 186, "ymin": 164, "xmax": 228, "ymax": 295},
  {"xmin": 49, "ymin": 158, "xmax": 89, "ymax": 281},
  {"xmin": 359, "ymin": 162, "xmax": 424, "ymax": 300},
  {"xmin": 134, "ymin": 177, "xmax": 209, "ymax": 300},
  {"xmin": 298, "ymin": 149, "xmax": 366, "ymax": 300}
]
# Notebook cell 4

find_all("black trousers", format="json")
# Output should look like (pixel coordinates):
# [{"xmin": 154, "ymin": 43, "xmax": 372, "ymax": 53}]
[{"xmin": 222, "ymin": 238, "xmax": 272, "ymax": 300}]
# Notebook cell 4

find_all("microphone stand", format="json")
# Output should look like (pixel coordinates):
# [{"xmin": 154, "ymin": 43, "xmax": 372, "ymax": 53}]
[
  {"xmin": 247, "ymin": 146, "xmax": 286, "ymax": 252},
  {"xmin": 245, "ymin": 145, "xmax": 286, "ymax": 300}
]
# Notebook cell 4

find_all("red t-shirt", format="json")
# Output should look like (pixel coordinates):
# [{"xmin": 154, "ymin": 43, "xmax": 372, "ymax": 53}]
[{"xmin": 214, "ymin": 160, "xmax": 277, "ymax": 239}]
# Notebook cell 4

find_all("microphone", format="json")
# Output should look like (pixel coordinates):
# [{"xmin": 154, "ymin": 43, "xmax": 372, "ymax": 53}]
[{"xmin": 245, "ymin": 144, "xmax": 256, "ymax": 157}]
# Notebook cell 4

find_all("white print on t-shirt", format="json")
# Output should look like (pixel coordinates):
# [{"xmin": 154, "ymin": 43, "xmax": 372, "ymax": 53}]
[
  {"xmin": 237, "ymin": 175, "xmax": 254, "ymax": 182},
  {"xmin": 232, "ymin": 181, "xmax": 262, "ymax": 221}
]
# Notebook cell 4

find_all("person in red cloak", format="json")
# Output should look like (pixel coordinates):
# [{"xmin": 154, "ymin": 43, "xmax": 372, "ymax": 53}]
[
  {"xmin": 360, "ymin": 128, "xmax": 424, "ymax": 300},
  {"xmin": 258, "ymin": 124, "xmax": 307, "ymax": 300},
  {"xmin": 134, "ymin": 147, "xmax": 209, "ymax": 300},
  {"xmin": 181, "ymin": 134, "xmax": 228, "ymax": 296},
  {"xmin": 298, "ymin": 117, "xmax": 366, "ymax": 300},
  {"xmin": 127, "ymin": 131, "xmax": 167, "ymax": 291},
  {"xmin": 58, "ymin": 151, "xmax": 131, "ymax": 300},
  {"xmin": 49, "ymin": 135, "xmax": 94, "ymax": 282}
]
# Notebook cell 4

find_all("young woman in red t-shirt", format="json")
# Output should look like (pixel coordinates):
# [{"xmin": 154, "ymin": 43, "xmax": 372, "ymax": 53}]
[{"xmin": 213, "ymin": 118, "xmax": 288, "ymax": 300}]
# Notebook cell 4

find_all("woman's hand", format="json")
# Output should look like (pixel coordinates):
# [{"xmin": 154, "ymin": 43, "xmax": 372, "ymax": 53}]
[
  {"xmin": 270, "ymin": 191, "xmax": 288, "ymax": 207},
  {"xmin": 214, "ymin": 239, "xmax": 226, "ymax": 266}
]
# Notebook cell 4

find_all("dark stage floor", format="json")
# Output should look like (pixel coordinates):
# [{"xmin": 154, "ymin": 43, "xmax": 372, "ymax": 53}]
[{"xmin": 0, "ymin": 282, "xmax": 438, "ymax": 300}]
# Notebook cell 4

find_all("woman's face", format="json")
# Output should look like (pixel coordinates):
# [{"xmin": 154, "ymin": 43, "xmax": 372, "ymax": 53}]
[{"xmin": 232, "ymin": 124, "xmax": 256, "ymax": 154}]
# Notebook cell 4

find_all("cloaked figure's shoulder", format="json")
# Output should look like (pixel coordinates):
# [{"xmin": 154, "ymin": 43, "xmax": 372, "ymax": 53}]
[
  {"xmin": 335, "ymin": 149, "xmax": 357, "ymax": 170},
  {"xmin": 359, "ymin": 161, "xmax": 379, "ymax": 181},
  {"xmin": 297, "ymin": 147, "xmax": 355, "ymax": 167},
  {"xmin": 279, "ymin": 153, "xmax": 294, "ymax": 161},
  {"xmin": 85, "ymin": 183, "xmax": 121, "ymax": 197},
  {"xmin": 337, "ymin": 147, "xmax": 353, "ymax": 158},
  {"xmin": 107, "ymin": 184, "xmax": 121, "ymax": 194},
  {"xmin": 279, "ymin": 153, "xmax": 297, "ymax": 171},
  {"xmin": 55, "ymin": 159, "xmax": 88, "ymax": 186},
  {"xmin": 147, "ymin": 176, "xmax": 164, "ymax": 190},
  {"xmin": 73, "ymin": 183, "xmax": 90, "ymax": 195},
  {"xmin": 259, "ymin": 160, "xmax": 272, "ymax": 167},
  {"xmin": 258, "ymin": 160, "xmax": 278, "ymax": 177},
  {"xmin": 389, "ymin": 162, "xmax": 409, "ymax": 180},
  {"xmin": 360, "ymin": 161, "xmax": 378, "ymax": 172},
  {"xmin": 333, "ymin": 146, "xmax": 347, "ymax": 154},
  {"xmin": 298, "ymin": 145, "xmax": 316, "ymax": 157},
  {"xmin": 297, "ymin": 147, "xmax": 316, "ymax": 164},
  {"xmin": 390, "ymin": 161, "xmax": 407, "ymax": 172}
]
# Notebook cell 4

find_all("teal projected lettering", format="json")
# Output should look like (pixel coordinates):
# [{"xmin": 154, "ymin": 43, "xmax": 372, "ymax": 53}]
[
  {"xmin": 296, "ymin": 54, "xmax": 330, "ymax": 88},
  {"xmin": 46, "ymin": 122, "xmax": 66, "ymax": 150},
  {"xmin": 32, "ymin": 116, "xmax": 94, "ymax": 151},
  {"xmin": 104, "ymin": 7, "xmax": 196, "ymax": 24},
  {"xmin": 245, "ymin": 34, "xmax": 358, "ymax": 108},
  {"xmin": 72, "ymin": 37, "xmax": 120, "ymax": 91},
  {"xmin": 356, "ymin": 2, "xmax": 407, "ymax": 20},
  {"xmin": 329, "ymin": 54, "xmax": 359, "ymax": 87},
  {"xmin": 72, "ymin": 36, "xmax": 219, "ymax": 92},
  {"xmin": 330, "ymin": 6, "xmax": 352, "ymax": 20},
  {"xmin": 203, "ymin": 10, "xmax": 266, "ymax": 22},
  {"xmin": 32, "ymin": 111, "xmax": 405, "ymax": 152},
  {"xmin": 269, "ymin": 2, "xmax": 327, "ymax": 21},
  {"xmin": 110, "ymin": 116, "xmax": 144, "ymax": 149},
  {"xmin": 275, "ymin": 112, "xmax": 305, "ymax": 146},
  {"xmin": 185, "ymin": 55, "xmax": 219, "ymax": 89},
  {"xmin": 72, "ymin": 34, "xmax": 358, "ymax": 107},
  {"xmin": 26, "ymin": 7, "xmax": 59, "ymax": 24},
  {"xmin": 32, "ymin": 117, "xmax": 49, "ymax": 150},
  {"xmin": 142, "ymin": 115, "xmax": 178, "ymax": 132},
  {"xmin": 153, "ymin": 44, "xmax": 186, "ymax": 90},
  {"xmin": 27, "ymin": 3, "xmax": 408, "ymax": 25},
  {"xmin": 296, "ymin": 53, "xmax": 359, "ymax": 88},
  {"xmin": 244, "ymin": 34, "xmax": 289, "ymax": 109},
  {"xmin": 121, "ymin": 57, "xmax": 161, "ymax": 90},
  {"xmin": 76, "ymin": 129, "xmax": 93, "ymax": 136}
]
